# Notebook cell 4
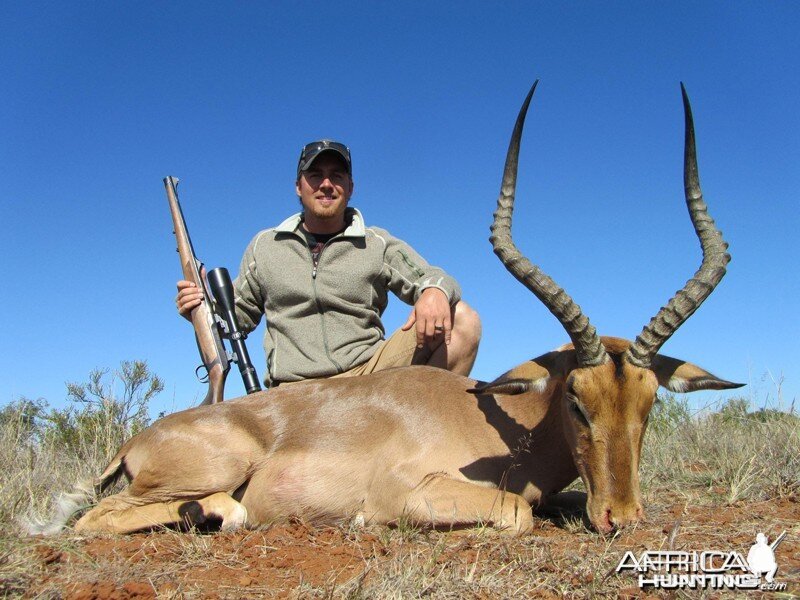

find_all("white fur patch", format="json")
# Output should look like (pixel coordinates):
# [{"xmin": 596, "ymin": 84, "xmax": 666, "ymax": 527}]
[
  {"xmin": 21, "ymin": 480, "xmax": 94, "ymax": 536},
  {"xmin": 667, "ymin": 377, "xmax": 690, "ymax": 393},
  {"xmin": 221, "ymin": 503, "xmax": 248, "ymax": 531},
  {"xmin": 529, "ymin": 377, "xmax": 550, "ymax": 394}
]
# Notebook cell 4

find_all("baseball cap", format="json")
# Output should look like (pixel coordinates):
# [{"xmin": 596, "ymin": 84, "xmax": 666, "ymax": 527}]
[{"xmin": 297, "ymin": 140, "xmax": 352, "ymax": 178}]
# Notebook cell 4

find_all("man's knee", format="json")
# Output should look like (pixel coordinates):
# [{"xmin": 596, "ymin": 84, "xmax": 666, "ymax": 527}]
[{"xmin": 453, "ymin": 301, "xmax": 482, "ymax": 347}]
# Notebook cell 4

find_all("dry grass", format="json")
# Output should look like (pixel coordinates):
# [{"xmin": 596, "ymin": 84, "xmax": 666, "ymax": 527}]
[
  {"xmin": 4, "ymin": 511, "xmax": 796, "ymax": 599},
  {"xmin": 640, "ymin": 397, "xmax": 800, "ymax": 504},
  {"xmin": 1, "ymin": 392, "xmax": 798, "ymax": 598}
]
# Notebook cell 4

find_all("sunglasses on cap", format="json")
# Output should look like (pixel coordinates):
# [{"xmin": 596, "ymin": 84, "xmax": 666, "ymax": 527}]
[{"xmin": 297, "ymin": 140, "xmax": 352, "ymax": 177}]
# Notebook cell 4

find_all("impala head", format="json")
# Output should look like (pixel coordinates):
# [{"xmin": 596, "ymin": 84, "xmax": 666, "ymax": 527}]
[{"xmin": 478, "ymin": 81, "xmax": 743, "ymax": 533}]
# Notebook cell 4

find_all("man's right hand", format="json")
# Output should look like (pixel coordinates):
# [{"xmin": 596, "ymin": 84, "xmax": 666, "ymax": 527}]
[{"xmin": 176, "ymin": 279, "xmax": 204, "ymax": 321}]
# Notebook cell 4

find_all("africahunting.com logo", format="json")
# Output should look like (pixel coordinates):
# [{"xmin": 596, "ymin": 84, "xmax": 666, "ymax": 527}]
[{"xmin": 616, "ymin": 531, "xmax": 787, "ymax": 591}]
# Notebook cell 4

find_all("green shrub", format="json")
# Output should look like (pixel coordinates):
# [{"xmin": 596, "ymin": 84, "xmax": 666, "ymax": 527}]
[
  {"xmin": 56, "ymin": 360, "xmax": 162, "ymax": 461},
  {"xmin": 0, "ymin": 360, "xmax": 162, "ymax": 525},
  {"xmin": 642, "ymin": 394, "xmax": 799, "ymax": 502},
  {"xmin": 647, "ymin": 392, "xmax": 691, "ymax": 434}
]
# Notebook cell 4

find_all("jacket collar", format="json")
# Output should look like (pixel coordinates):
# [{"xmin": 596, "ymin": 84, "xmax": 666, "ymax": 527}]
[{"xmin": 275, "ymin": 207, "xmax": 366, "ymax": 238}]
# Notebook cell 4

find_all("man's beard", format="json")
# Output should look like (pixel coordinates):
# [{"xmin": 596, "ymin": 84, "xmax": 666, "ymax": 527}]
[{"xmin": 308, "ymin": 200, "xmax": 345, "ymax": 220}]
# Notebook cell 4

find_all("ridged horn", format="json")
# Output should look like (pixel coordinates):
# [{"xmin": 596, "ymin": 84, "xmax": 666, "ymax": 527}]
[
  {"xmin": 626, "ymin": 84, "xmax": 731, "ymax": 368},
  {"xmin": 490, "ymin": 81, "xmax": 608, "ymax": 367}
]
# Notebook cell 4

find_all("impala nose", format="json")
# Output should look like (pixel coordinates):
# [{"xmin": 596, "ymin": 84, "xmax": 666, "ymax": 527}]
[{"xmin": 597, "ymin": 504, "xmax": 645, "ymax": 533}]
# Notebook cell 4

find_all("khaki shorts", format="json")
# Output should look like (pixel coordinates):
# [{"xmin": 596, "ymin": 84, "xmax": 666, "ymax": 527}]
[
  {"xmin": 332, "ymin": 326, "xmax": 436, "ymax": 378},
  {"xmin": 274, "ymin": 327, "xmax": 436, "ymax": 387}
]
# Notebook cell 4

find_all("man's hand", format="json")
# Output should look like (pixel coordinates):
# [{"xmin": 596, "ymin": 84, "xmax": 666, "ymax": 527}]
[
  {"xmin": 401, "ymin": 288, "xmax": 452, "ymax": 349},
  {"xmin": 175, "ymin": 269, "xmax": 206, "ymax": 322}
]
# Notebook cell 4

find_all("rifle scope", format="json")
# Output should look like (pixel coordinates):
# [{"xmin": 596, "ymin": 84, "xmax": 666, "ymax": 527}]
[{"xmin": 207, "ymin": 267, "xmax": 262, "ymax": 394}]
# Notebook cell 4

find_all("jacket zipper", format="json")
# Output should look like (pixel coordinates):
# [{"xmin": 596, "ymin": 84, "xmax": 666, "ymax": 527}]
[{"xmin": 309, "ymin": 239, "xmax": 344, "ymax": 373}]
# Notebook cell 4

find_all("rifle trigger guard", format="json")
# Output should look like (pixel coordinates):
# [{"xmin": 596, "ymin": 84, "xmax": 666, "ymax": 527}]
[{"xmin": 195, "ymin": 364, "xmax": 209, "ymax": 383}]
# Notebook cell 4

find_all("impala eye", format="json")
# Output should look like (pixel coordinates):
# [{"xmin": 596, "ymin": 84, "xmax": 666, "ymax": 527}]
[{"xmin": 569, "ymin": 399, "xmax": 590, "ymax": 426}]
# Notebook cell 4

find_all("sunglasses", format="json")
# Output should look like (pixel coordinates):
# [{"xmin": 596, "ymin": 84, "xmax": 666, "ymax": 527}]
[{"xmin": 300, "ymin": 140, "xmax": 351, "ymax": 162}]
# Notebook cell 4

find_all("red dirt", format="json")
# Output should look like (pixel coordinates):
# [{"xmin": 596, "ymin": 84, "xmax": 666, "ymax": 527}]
[{"xmin": 15, "ymin": 495, "xmax": 800, "ymax": 599}]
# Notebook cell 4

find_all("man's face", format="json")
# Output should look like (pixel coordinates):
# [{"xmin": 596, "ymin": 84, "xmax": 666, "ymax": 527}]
[{"xmin": 295, "ymin": 152, "xmax": 353, "ymax": 223}]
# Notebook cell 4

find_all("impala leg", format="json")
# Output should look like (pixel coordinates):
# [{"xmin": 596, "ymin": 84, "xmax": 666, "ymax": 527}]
[
  {"xmin": 74, "ymin": 491, "xmax": 247, "ymax": 534},
  {"xmin": 401, "ymin": 474, "xmax": 533, "ymax": 535}
]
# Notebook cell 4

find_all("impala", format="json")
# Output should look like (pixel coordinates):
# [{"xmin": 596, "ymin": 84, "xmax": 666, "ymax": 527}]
[{"xmin": 34, "ymin": 81, "xmax": 742, "ymax": 536}]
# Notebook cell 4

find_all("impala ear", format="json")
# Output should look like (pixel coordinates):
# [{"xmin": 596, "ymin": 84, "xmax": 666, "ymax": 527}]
[
  {"xmin": 468, "ymin": 378, "xmax": 549, "ymax": 396},
  {"xmin": 468, "ymin": 360, "xmax": 553, "ymax": 396},
  {"xmin": 651, "ymin": 354, "xmax": 745, "ymax": 393}
]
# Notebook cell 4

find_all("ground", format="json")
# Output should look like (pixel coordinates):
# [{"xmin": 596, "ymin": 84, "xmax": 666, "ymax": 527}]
[{"xmin": 3, "ymin": 491, "xmax": 797, "ymax": 599}]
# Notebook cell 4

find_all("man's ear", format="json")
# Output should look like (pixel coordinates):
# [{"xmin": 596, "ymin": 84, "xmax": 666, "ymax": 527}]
[
  {"xmin": 295, "ymin": 178, "xmax": 302, "ymax": 197},
  {"xmin": 651, "ymin": 354, "xmax": 745, "ymax": 393}
]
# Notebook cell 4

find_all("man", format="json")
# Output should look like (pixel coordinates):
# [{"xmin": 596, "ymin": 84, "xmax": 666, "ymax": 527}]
[{"xmin": 177, "ymin": 140, "xmax": 481, "ymax": 387}]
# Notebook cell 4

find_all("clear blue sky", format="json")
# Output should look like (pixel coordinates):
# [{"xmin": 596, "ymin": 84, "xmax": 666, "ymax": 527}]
[{"xmin": 2, "ymin": 2, "xmax": 798, "ymax": 416}]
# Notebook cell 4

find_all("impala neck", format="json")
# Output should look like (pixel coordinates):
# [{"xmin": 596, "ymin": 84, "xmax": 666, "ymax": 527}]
[{"xmin": 493, "ymin": 379, "xmax": 580, "ymax": 498}]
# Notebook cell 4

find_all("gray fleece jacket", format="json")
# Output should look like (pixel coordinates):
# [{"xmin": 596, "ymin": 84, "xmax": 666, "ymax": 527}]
[{"xmin": 233, "ymin": 207, "xmax": 461, "ymax": 387}]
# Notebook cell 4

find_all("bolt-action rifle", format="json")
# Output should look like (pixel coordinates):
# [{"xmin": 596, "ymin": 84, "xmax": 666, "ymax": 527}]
[{"xmin": 163, "ymin": 176, "xmax": 261, "ymax": 405}]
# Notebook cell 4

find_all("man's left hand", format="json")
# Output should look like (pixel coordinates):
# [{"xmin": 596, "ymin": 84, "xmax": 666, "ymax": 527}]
[{"xmin": 401, "ymin": 288, "xmax": 452, "ymax": 349}]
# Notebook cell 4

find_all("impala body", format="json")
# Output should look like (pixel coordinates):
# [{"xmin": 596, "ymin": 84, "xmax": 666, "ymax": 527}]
[{"xmin": 36, "ymin": 82, "xmax": 742, "ymax": 536}]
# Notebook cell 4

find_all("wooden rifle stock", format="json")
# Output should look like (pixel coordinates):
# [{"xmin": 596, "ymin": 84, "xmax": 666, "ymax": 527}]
[{"xmin": 164, "ymin": 176, "xmax": 229, "ymax": 405}]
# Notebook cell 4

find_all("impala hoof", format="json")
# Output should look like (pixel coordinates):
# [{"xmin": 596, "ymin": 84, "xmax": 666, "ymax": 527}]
[{"xmin": 221, "ymin": 504, "xmax": 248, "ymax": 531}]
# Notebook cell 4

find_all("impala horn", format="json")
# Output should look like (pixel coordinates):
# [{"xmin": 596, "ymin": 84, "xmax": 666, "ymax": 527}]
[
  {"xmin": 490, "ymin": 81, "xmax": 608, "ymax": 367},
  {"xmin": 626, "ymin": 84, "xmax": 731, "ymax": 368}
]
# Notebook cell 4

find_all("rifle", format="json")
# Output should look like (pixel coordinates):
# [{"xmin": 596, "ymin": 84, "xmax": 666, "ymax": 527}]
[
  {"xmin": 206, "ymin": 266, "xmax": 262, "ymax": 395},
  {"xmin": 163, "ymin": 176, "xmax": 261, "ymax": 405}
]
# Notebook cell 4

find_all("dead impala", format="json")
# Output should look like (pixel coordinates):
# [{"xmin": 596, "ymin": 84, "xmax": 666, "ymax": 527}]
[{"xmin": 34, "ymin": 81, "xmax": 742, "ymax": 536}]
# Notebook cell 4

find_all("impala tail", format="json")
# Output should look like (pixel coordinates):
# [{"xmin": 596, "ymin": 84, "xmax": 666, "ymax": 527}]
[{"xmin": 22, "ymin": 451, "xmax": 127, "ymax": 535}]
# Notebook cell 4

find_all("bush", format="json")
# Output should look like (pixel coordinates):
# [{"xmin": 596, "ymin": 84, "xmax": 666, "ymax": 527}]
[
  {"xmin": 0, "ymin": 360, "xmax": 163, "ymax": 526},
  {"xmin": 58, "ymin": 360, "xmax": 162, "ymax": 461},
  {"xmin": 711, "ymin": 396, "xmax": 798, "ymax": 425},
  {"xmin": 641, "ymin": 394, "xmax": 799, "ymax": 503},
  {"xmin": 715, "ymin": 397, "xmax": 750, "ymax": 423},
  {"xmin": 647, "ymin": 392, "xmax": 691, "ymax": 434}
]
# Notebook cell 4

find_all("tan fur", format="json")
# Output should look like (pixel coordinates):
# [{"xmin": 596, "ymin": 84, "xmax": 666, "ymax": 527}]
[{"xmin": 73, "ymin": 336, "xmax": 739, "ymax": 535}]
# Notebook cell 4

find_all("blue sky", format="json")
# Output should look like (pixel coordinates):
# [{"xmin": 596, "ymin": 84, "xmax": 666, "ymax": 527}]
[{"xmin": 1, "ymin": 2, "xmax": 798, "ymax": 416}]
